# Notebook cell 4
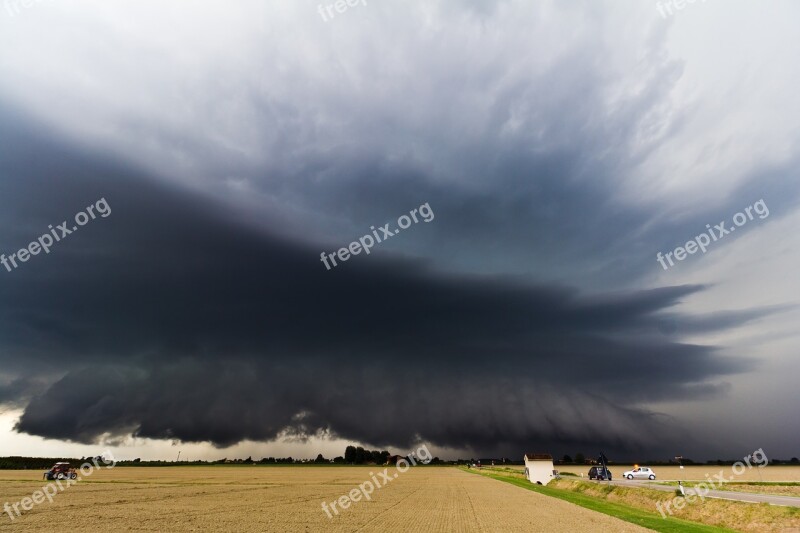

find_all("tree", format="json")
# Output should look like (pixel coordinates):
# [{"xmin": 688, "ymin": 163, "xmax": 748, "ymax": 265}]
[
  {"xmin": 354, "ymin": 446, "xmax": 366, "ymax": 464},
  {"xmin": 574, "ymin": 453, "xmax": 585, "ymax": 464},
  {"xmin": 562, "ymin": 455, "xmax": 573, "ymax": 464},
  {"xmin": 315, "ymin": 454, "xmax": 326, "ymax": 463},
  {"xmin": 343, "ymin": 446, "xmax": 391, "ymax": 465},
  {"xmin": 791, "ymin": 457, "xmax": 799, "ymax": 464},
  {"xmin": 344, "ymin": 446, "xmax": 357, "ymax": 464}
]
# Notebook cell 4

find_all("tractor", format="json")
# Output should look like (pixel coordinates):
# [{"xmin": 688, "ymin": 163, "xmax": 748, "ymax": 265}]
[{"xmin": 43, "ymin": 462, "xmax": 78, "ymax": 481}]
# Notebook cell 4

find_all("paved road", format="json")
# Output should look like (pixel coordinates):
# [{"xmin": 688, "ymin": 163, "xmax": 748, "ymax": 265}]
[{"xmin": 590, "ymin": 479, "xmax": 800, "ymax": 507}]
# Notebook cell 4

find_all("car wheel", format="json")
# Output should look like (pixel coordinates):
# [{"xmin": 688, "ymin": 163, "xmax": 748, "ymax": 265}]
[
  {"xmin": 627, "ymin": 474, "xmax": 633, "ymax": 480},
  {"xmin": 649, "ymin": 475, "xmax": 655, "ymax": 480},
  {"xmin": 70, "ymin": 473, "xmax": 77, "ymax": 480},
  {"xmin": 56, "ymin": 473, "xmax": 65, "ymax": 480}
]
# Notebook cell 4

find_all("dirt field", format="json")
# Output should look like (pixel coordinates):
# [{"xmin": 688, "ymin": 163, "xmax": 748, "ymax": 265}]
[
  {"xmin": 547, "ymin": 465, "xmax": 800, "ymax": 482},
  {"xmin": 708, "ymin": 484, "xmax": 800, "ymax": 497},
  {"xmin": 0, "ymin": 466, "xmax": 651, "ymax": 532}
]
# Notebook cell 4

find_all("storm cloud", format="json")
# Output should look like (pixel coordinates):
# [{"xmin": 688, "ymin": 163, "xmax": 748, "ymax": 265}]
[
  {"xmin": 1, "ymin": 0, "xmax": 799, "ymax": 460},
  {"xmin": 0, "ymin": 111, "xmax": 766, "ymax": 457}
]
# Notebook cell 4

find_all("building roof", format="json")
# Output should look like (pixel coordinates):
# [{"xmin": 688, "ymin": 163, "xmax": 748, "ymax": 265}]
[{"xmin": 524, "ymin": 453, "xmax": 553, "ymax": 461}]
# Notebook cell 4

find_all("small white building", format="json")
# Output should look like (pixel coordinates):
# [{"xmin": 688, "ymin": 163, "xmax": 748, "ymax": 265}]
[{"xmin": 523, "ymin": 453, "xmax": 555, "ymax": 485}]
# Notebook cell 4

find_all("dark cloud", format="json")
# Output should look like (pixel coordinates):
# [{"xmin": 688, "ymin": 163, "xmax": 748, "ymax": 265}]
[
  {"xmin": 0, "ymin": 375, "xmax": 49, "ymax": 410},
  {"xmin": 0, "ymin": 112, "xmax": 765, "ymax": 457}
]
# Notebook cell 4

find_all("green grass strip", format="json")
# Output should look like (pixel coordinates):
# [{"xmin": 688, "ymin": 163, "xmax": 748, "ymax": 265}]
[{"xmin": 463, "ymin": 468, "xmax": 736, "ymax": 533}]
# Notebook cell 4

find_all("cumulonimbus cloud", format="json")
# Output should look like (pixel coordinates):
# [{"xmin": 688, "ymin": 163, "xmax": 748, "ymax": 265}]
[{"xmin": 0, "ymin": 115, "xmax": 766, "ymax": 457}]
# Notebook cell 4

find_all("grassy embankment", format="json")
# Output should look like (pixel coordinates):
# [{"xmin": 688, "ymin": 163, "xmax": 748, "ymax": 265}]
[
  {"xmin": 655, "ymin": 480, "xmax": 800, "ymax": 497},
  {"xmin": 466, "ymin": 466, "xmax": 800, "ymax": 532}
]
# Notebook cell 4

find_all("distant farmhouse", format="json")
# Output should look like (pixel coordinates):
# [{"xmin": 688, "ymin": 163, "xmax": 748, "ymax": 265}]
[{"xmin": 523, "ymin": 453, "xmax": 555, "ymax": 485}]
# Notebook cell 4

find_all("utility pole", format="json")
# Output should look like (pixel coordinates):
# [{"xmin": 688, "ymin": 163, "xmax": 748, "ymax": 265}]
[{"xmin": 598, "ymin": 452, "xmax": 610, "ymax": 485}]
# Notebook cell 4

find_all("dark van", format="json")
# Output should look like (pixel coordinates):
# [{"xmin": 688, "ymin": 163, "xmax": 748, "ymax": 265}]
[{"xmin": 588, "ymin": 466, "xmax": 612, "ymax": 480}]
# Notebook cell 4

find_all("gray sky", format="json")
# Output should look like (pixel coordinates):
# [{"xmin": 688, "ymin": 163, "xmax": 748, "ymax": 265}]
[{"xmin": 0, "ymin": 0, "xmax": 798, "ymax": 462}]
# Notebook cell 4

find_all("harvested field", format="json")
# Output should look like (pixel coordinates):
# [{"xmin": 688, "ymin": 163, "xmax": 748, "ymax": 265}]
[
  {"xmin": 0, "ymin": 466, "xmax": 650, "ymax": 532},
  {"xmin": 545, "ymin": 465, "xmax": 800, "ymax": 483},
  {"xmin": 708, "ymin": 484, "xmax": 800, "ymax": 497}
]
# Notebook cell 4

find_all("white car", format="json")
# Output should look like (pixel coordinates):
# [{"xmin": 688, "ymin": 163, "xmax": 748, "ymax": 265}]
[{"xmin": 623, "ymin": 467, "xmax": 656, "ymax": 480}]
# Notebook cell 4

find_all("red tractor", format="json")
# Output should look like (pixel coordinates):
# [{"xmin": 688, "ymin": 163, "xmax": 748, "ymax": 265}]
[{"xmin": 43, "ymin": 462, "xmax": 78, "ymax": 480}]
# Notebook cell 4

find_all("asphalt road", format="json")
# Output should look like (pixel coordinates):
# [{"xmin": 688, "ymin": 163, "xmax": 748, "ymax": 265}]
[{"xmin": 590, "ymin": 479, "xmax": 800, "ymax": 507}]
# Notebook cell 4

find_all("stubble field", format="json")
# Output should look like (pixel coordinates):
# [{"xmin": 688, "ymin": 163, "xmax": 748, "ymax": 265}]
[
  {"xmin": 549, "ymin": 465, "xmax": 800, "ymax": 482},
  {"xmin": 0, "ymin": 466, "xmax": 650, "ymax": 532}
]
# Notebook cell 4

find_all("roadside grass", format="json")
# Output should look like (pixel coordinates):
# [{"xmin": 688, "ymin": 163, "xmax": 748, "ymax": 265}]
[
  {"xmin": 659, "ymin": 481, "xmax": 800, "ymax": 487},
  {"xmin": 465, "ymin": 467, "xmax": 732, "ymax": 533},
  {"xmin": 550, "ymin": 478, "xmax": 800, "ymax": 532},
  {"xmin": 657, "ymin": 481, "xmax": 800, "ymax": 497},
  {"xmin": 466, "ymin": 467, "xmax": 800, "ymax": 532}
]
